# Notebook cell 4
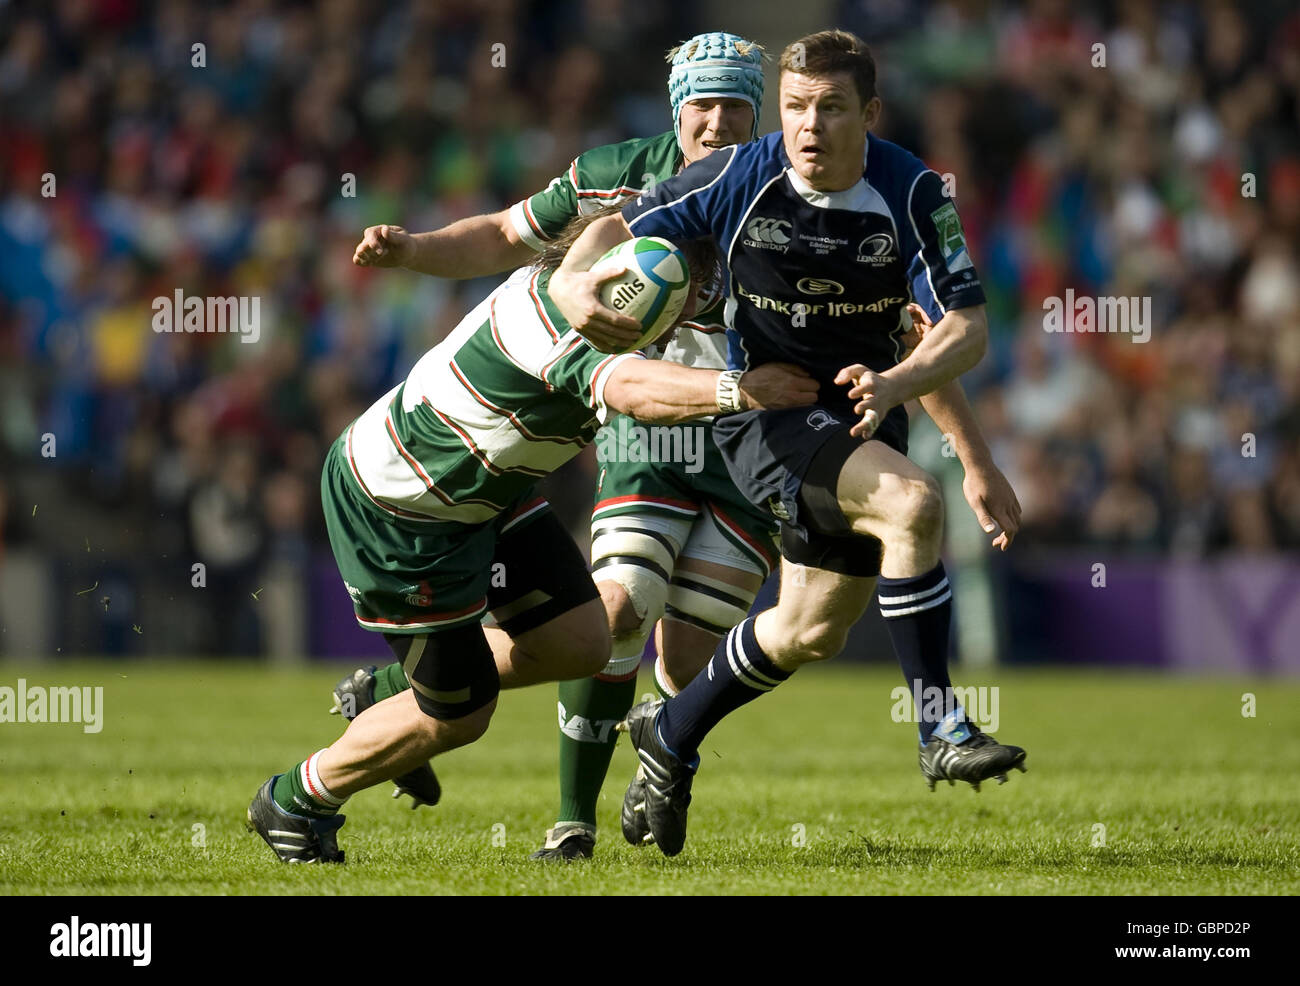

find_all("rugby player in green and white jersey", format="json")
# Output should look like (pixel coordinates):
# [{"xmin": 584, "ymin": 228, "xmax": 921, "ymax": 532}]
[
  {"xmin": 246, "ymin": 217, "xmax": 818, "ymax": 863},
  {"xmin": 348, "ymin": 33, "xmax": 781, "ymax": 861}
]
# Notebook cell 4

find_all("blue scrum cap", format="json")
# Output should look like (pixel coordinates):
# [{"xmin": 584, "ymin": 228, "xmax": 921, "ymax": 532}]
[{"xmin": 667, "ymin": 32, "xmax": 765, "ymax": 146}]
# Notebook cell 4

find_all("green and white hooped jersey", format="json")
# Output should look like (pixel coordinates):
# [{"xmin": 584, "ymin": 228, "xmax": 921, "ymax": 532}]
[
  {"xmin": 508, "ymin": 130, "xmax": 728, "ymax": 371},
  {"xmin": 343, "ymin": 266, "xmax": 642, "ymax": 526}
]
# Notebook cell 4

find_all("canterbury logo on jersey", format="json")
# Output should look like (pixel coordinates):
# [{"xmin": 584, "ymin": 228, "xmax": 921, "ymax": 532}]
[
  {"xmin": 744, "ymin": 217, "xmax": 791, "ymax": 250},
  {"xmin": 856, "ymin": 233, "xmax": 896, "ymax": 265}
]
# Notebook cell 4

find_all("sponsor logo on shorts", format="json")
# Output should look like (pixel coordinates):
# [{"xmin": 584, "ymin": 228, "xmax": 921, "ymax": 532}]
[
  {"xmin": 806, "ymin": 409, "xmax": 839, "ymax": 431},
  {"xmin": 796, "ymin": 277, "xmax": 844, "ymax": 295},
  {"xmin": 401, "ymin": 580, "xmax": 433, "ymax": 607},
  {"xmin": 856, "ymin": 232, "xmax": 895, "ymax": 265},
  {"xmin": 343, "ymin": 580, "xmax": 362, "ymax": 600},
  {"xmin": 743, "ymin": 217, "xmax": 791, "ymax": 252}
]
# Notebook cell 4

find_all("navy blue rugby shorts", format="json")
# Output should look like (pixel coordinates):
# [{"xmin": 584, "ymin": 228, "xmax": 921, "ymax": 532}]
[{"xmin": 711, "ymin": 404, "xmax": 909, "ymax": 578}]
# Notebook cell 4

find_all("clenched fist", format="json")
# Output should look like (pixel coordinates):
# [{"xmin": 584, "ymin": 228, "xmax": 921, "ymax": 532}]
[{"xmin": 353, "ymin": 225, "xmax": 414, "ymax": 268}]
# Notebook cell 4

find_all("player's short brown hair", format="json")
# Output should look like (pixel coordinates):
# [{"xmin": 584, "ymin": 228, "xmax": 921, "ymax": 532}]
[{"xmin": 779, "ymin": 30, "xmax": 877, "ymax": 107}]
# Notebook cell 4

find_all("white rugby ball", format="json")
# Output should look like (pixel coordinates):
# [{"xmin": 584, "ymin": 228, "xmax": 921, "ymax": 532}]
[{"xmin": 592, "ymin": 236, "xmax": 692, "ymax": 353}]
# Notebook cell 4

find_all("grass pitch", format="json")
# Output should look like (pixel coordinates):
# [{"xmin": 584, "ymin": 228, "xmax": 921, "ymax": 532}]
[{"xmin": 1, "ymin": 662, "xmax": 1297, "ymax": 895}]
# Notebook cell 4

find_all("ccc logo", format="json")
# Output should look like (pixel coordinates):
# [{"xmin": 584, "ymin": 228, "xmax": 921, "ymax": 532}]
[{"xmin": 745, "ymin": 217, "xmax": 791, "ymax": 244}]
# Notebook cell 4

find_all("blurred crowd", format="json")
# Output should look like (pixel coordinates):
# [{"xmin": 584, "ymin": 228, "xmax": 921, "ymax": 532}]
[
  {"xmin": 1, "ymin": 0, "xmax": 1298, "ymax": 594},
  {"xmin": 842, "ymin": 0, "xmax": 1300, "ymax": 552}
]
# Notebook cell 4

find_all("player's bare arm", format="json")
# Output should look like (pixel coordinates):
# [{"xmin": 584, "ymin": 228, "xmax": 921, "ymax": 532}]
[
  {"xmin": 352, "ymin": 208, "xmax": 536, "ymax": 278},
  {"xmin": 604, "ymin": 360, "xmax": 817, "ymax": 424},
  {"xmin": 901, "ymin": 304, "xmax": 1022, "ymax": 550},
  {"xmin": 836, "ymin": 303, "xmax": 988, "ymax": 438}
]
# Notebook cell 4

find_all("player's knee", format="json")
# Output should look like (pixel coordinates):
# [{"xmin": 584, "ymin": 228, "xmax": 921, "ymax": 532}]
[
  {"xmin": 756, "ymin": 610, "xmax": 844, "ymax": 665},
  {"xmin": 417, "ymin": 696, "xmax": 496, "ymax": 749},
  {"xmin": 893, "ymin": 474, "xmax": 944, "ymax": 543},
  {"xmin": 448, "ymin": 701, "xmax": 495, "ymax": 745},
  {"xmin": 591, "ymin": 557, "xmax": 669, "ymax": 675},
  {"xmin": 790, "ymin": 621, "xmax": 848, "ymax": 665},
  {"xmin": 591, "ymin": 528, "xmax": 674, "ymax": 655},
  {"xmin": 599, "ymin": 581, "xmax": 642, "ymax": 638}
]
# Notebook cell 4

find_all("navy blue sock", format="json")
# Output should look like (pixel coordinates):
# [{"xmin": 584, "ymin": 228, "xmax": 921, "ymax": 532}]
[
  {"xmin": 658, "ymin": 617, "xmax": 790, "ymax": 762},
  {"xmin": 878, "ymin": 562, "xmax": 954, "ymax": 743}
]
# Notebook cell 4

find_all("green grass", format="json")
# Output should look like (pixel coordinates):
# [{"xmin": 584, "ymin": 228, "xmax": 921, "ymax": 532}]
[{"xmin": 1, "ymin": 662, "xmax": 1297, "ymax": 895}]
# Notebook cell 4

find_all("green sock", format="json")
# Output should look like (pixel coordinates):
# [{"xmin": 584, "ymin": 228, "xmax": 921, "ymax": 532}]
[
  {"xmin": 556, "ymin": 675, "xmax": 639, "ymax": 828},
  {"xmin": 272, "ymin": 754, "xmax": 344, "ymax": 818},
  {"xmin": 372, "ymin": 662, "xmax": 410, "ymax": 702}
]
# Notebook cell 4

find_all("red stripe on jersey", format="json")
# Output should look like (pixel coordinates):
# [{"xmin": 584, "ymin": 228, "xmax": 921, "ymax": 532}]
[
  {"xmin": 575, "ymin": 186, "xmax": 642, "ymax": 199},
  {"xmin": 522, "ymin": 198, "xmax": 548, "ymax": 240},
  {"xmin": 346, "ymin": 423, "xmax": 444, "ymax": 520},
  {"xmin": 361, "ymin": 600, "xmax": 487, "ymax": 626},
  {"xmin": 424, "ymin": 399, "xmax": 548, "ymax": 479},
  {"xmin": 593, "ymin": 494, "xmax": 698, "ymax": 515},
  {"xmin": 506, "ymin": 496, "xmax": 547, "ymax": 520},
  {"xmin": 709, "ymin": 501, "xmax": 776, "ymax": 572},
  {"xmin": 448, "ymin": 359, "xmax": 583, "ymax": 445},
  {"xmin": 540, "ymin": 336, "xmax": 583, "ymax": 390},
  {"xmin": 528, "ymin": 270, "xmax": 560, "ymax": 343},
  {"xmin": 588, "ymin": 353, "xmax": 623, "ymax": 408},
  {"xmin": 386, "ymin": 412, "xmax": 441, "ymax": 487}
]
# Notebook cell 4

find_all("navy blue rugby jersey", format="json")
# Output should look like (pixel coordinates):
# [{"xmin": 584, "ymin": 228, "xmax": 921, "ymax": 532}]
[{"xmin": 622, "ymin": 131, "xmax": 985, "ymax": 418}]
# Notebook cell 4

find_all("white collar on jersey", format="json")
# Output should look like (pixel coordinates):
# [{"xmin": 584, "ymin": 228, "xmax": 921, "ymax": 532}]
[{"xmin": 784, "ymin": 139, "xmax": 872, "ymax": 210}]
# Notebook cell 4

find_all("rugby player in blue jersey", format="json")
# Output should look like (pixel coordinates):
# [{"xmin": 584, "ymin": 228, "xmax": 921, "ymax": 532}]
[{"xmin": 549, "ymin": 29, "xmax": 1027, "ymax": 855}]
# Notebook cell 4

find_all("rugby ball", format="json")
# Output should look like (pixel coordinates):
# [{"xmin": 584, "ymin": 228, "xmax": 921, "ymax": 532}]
[{"xmin": 592, "ymin": 237, "xmax": 692, "ymax": 353}]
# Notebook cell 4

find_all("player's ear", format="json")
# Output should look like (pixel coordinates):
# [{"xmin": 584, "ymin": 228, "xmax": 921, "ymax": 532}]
[{"xmin": 863, "ymin": 96, "xmax": 881, "ymax": 132}]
